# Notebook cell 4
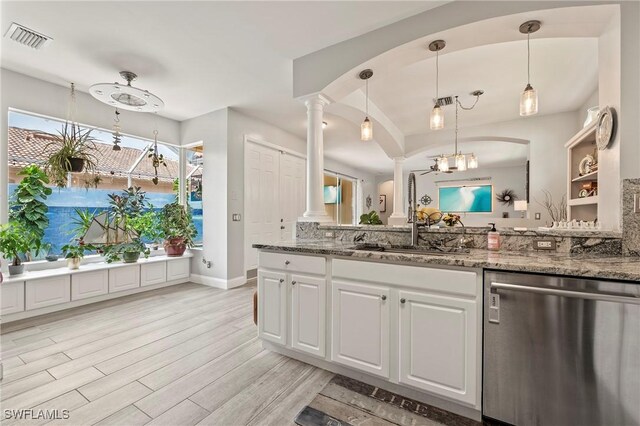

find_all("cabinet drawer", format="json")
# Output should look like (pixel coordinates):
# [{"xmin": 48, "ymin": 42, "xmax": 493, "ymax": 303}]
[
  {"xmin": 109, "ymin": 265, "xmax": 140, "ymax": 293},
  {"xmin": 72, "ymin": 270, "xmax": 109, "ymax": 300},
  {"xmin": 333, "ymin": 259, "xmax": 477, "ymax": 297},
  {"xmin": 167, "ymin": 258, "xmax": 190, "ymax": 281},
  {"xmin": 259, "ymin": 252, "xmax": 325, "ymax": 275},
  {"xmin": 2, "ymin": 281, "xmax": 25, "ymax": 315},
  {"xmin": 141, "ymin": 262, "xmax": 167, "ymax": 287},
  {"xmin": 26, "ymin": 276, "xmax": 70, "ymax": 310}
]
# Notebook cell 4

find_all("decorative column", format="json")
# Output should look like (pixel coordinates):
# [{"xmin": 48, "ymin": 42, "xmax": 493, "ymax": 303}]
[
  {"xmin": 387, "ymin": 156, "xmax": 407, "ymax": 226},
  {"xmin": 300, "ymin": 94, "xmax": 332, "ymax": 222}
]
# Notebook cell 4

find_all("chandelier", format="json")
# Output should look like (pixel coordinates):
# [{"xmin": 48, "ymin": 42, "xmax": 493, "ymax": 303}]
[{"xmin": 431, "ymin": 91, "xmax": 483, "ymax": 173}]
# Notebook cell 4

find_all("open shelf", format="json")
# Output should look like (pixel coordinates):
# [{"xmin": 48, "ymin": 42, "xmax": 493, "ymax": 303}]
[
  {"xmin": 571, "ymin": 170, "xmax": 598, "ymax": 182},
  {"xmin": 568, "ymin": 196, "xmax": 599, "ymax": 206}
]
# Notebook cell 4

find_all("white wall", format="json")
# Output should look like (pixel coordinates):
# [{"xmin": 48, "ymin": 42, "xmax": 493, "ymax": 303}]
[
  {"xmin": 415, "ymin": 165, "xmax": 527, "ymax": 227},
  {"xmin": 378, "ymin": 179, "xmax": 394, "ymax": 225},
  {"xmin": 180, "ymin": 108, "xmax": 228, "ymax": 283},
  {"xmin": 0, "ymin": 68, "xmax": 181, "ymax": 223},
  {"xmin": 405, "ymin": 111, "xmax": 580, "ymax": 226}
]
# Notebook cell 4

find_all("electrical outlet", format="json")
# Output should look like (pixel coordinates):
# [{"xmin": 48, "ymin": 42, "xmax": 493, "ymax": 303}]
[
  {"xmin": 232, "ymin": 213, "xmax": 241, "ymax": 221},
  {"xmin": 533, "ymin": 239, "xmax": 556, "ymax": 251},
  {"xmin": 324, "ymin": 231, "xmax": 335, "ymax": 238}
]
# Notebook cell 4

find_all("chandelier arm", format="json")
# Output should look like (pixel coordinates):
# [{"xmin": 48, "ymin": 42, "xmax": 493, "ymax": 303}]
[{"xmin": 456, "ymin": 94, "xmax": 481, "ymax": 110}]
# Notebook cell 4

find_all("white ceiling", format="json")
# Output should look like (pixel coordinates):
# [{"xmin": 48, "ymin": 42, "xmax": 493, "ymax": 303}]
[
  {"xmin": 0, "ymin": 0, "xmax": 443, "ymax": 123},
  {"xmin": 367, "ymin": 37, "xmax": 598, "ymax": 137}
]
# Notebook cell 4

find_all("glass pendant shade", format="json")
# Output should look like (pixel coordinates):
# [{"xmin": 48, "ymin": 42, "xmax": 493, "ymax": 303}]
[
  {"xmin": 456, "ymin": 153, "xmax": 467, "ymax": 171},
  {"xmin": 520, "ymin": 84, "xmax": 538, "ymax": 116},
  {"xmin": 468, "ymin": 154, "xmax": 478, "ymax": 169},
  {"xmin": 430, "ymin": 105, "xmax": 444, "ymax": 130},
  {"xmin": 438, "ymin": 156, "xmax": 449, "ymax": 172},
  {"xmin": 361, "ymin": 117, "xmax": 373, "ymax": 141}
]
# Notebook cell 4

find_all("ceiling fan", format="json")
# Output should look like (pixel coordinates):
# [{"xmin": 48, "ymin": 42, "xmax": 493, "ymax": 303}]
[{"xmin": 411, "ymin": 159, "xmax": 453, "ymax": 176}]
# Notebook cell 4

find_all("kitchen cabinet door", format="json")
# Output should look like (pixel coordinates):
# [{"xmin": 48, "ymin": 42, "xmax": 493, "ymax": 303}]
[
  {"xmin": 72, "ymin": 270, "xmax": 109, "ymax": 300},
  {"xmin": 109, "ymin": 265, "xmax": 140, "ymax": 293},
  {"xmin": 398, "ymin": 290, "xmax": 477, "ymax": 405},
  {"xmin": 258, "ymin": 270, "xmax": 287, "ymax": 345},
  {"xmin": 1, "ymin": 282, "xmax": 25, "ymax": 315},
  {"xmin": 332, "ymin": 280, "xmax": 390, "ymax": 378},
  {"xmin": 167, "ymin": 258, "xmax": 190, "ymax": 281},
  {"xmin": 291, "ymin": 274, "xmax": 326, "ymax": 357},
  {"xmin": 141, "ymin": 262, "xmax": 166, "ymax": 287},
  {"xmin": 26, "ymin": 276, "xmax": 70, "ymax": 310}
]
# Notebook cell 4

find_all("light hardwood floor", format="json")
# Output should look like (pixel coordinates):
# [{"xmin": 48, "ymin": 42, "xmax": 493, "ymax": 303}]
[{"xmin": 1, "ymin": 283, "xmax": 334, "ymax": 425}]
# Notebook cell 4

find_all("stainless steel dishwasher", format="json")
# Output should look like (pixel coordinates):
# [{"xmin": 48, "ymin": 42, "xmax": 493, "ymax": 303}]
[{"xmin": 483, "ymin": 271, "xmax": 640, "ymax": 426}]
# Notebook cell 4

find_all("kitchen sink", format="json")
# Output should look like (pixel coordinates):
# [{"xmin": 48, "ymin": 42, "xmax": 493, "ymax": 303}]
[{"xmin": 352, "ymin": 243, "xmax": 470, "ymax": 255}]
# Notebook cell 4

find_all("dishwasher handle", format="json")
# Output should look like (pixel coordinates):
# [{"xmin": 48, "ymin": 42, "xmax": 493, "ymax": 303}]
[{"xmin": 491, "ymin": 282, "xmax": 640, "ymax": 305}]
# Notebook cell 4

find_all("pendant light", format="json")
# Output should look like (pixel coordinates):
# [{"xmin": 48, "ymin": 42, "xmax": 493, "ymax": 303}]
[
  {"xmin": 519, "ymin": 20, "xmax": 540, "ymax": 116},
  {"xmin": 468, "ymin": 153, "xmax": 478, "ymax": 169},
  {"xmin": 359, "ymin": 69, "xmax": 373, "ymax": 141},
  {"xmin": 429, "ymin": 40, "xmax": 446, "ymax": 130}
]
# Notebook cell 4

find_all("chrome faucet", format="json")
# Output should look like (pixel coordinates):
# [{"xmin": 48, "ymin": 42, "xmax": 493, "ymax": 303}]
[{"xmin": 407, "ymin": 172, "xmax": 420, "ymax": 246}]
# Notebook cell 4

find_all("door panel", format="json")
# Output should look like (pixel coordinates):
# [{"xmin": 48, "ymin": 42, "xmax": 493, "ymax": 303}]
[
  {"xmin": 291, "ymin": 274, "xmax": 326, "ymax": 357},
  {"xmin": 332, "ymin": 280, "xmax": 390, "ymax": 378},
  {"xmin": 399, "ymin": 290, "xmax": 477, "ymax": 405},
  {"xmin": 280, "ymin": 154, "xmax": 306, "ymax": 240},
  {"xmin": 258, "ymin": 270, "xmax": 287, "ymax": 345}
]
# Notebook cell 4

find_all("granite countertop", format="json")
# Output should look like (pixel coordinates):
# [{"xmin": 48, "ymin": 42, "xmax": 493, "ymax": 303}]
[{"xmin": 253, "ymin": 240, "xmax": 640, "ymax": 282}]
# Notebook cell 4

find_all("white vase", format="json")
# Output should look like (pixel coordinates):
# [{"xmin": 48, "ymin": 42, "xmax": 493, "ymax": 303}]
[{"xmin": 67, "ymin": 257, "xmax": 81, "ymax": 270}]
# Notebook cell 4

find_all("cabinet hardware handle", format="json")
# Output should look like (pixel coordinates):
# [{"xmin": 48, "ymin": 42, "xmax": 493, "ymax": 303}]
[
  {"xmin": 279, "ymin": 279, "xmax": 284, "ymax": 283},
  {"xmin": 285, "ymin": 260, "xmax": 290, "ymax": 265},
  {"xmin": 381, "ymin": 295, "xmax": 387, "ymax": 301},
  {"xmin": 291, "ymin": 281, "xmax": 297, "ymax": 285},
  {"xmin": 400, "ymin": 298, "xmax": 406, "ymax": 304}
]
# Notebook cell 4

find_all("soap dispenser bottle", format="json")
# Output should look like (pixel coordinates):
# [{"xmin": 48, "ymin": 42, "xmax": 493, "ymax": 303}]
[{"xmin": 488, "ymin": 223, "xmax": 500, "ymax": 251}]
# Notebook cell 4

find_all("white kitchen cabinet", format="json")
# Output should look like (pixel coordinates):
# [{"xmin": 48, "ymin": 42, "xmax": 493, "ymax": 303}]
[
  {"xmin": 109, "ymin": 265, "xmax": 140, "ymax": 293},
  {"xmin": 1, "ymin": 282, "xmax": 25, "ymax": 315},
  {"xmin": 141, "ymin": 262, "xmax": 167, "ymax": 287},
  {"xmin": 258, "ymin": 270, "xmax": 287, "ymax": 345},
  {"xmin": 26, "ymin": 276, "xmax": 70, "ymax": 310},
  {"xmin": 398, "ymin": 290, "xmax": 477, "ymax": 405},
  {"xmin": 332, "ymin": 280, "xmax": 390, "ymax": 378},
  {"xmin": 72, "ymin": 270, "xmax": 109, "ymax": 300},
  {"xmin": 291, "ymin": 274, "xmax": 326, "ymax": 357},
  {"xmin": 167, "ymin": 258, "xmax": 190, "ymax": 281}
]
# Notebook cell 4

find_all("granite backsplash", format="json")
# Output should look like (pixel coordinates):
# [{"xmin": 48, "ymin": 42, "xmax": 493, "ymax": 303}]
[
  {"xmin": 297, "ymin": 222, "xmax": 623, "ymax": 255},
  {"xmin": 622, "ymin": 178, "xmax": 640, "ymax": 256}
]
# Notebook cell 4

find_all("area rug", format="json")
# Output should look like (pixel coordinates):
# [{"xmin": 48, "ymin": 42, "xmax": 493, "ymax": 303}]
[{"xmin": 295, "ymin": 375, "xmax": 481, "ymax": 426}]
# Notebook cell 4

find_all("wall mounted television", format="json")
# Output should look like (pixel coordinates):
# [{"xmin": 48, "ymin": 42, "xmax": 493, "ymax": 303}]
[
  {"xmin": 324, "ymin": 185, "xmax": 341, "ymax": 204},
  {"xmin": 438, "ymin": 184, "xmax": 493, "ymax": 213}
]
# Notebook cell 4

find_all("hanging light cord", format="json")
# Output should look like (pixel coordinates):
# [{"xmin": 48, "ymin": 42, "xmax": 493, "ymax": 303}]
[
  {"xmin": 454, "ymin": 96, "xmax": 459, "ymax": 154},
  {"xmin": 435, "ymin": 50, "xmax": 439, "ymax": 103},
  {"xmin": 527, "ymin": 31, "xmax": 531, "ymax": 85},
  {"xmin": 365, "ymin": 78, "xmax": 369, "ymax": 117}
]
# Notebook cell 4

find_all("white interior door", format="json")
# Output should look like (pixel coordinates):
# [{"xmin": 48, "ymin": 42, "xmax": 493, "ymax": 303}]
[
  {"xmin": 280, "ymin": 154, "xmax": 306, "ymax": 240},
  {"xmin": 245, "ymin": 142, "xmax": 280, "ymax": 271}
]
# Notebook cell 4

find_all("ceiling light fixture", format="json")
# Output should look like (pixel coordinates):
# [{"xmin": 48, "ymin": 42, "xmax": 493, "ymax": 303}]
[
  {"xmin": 429, "ymin": 40, "xmax": 446, "ymax": 130},
  {"xmin": 431, "ymin": 91, "xmax": 483, "ymax": 173},
  {"xmin": 519, "ymin": 20, "xmax": 540, "ymax": 116},
  {"xmin": 359, "ymin": 69, "xmax": 374, "ymax": 141},
  {"xmin": 90, "ymin": 71, "xmax": 164, "ymax": 113}
]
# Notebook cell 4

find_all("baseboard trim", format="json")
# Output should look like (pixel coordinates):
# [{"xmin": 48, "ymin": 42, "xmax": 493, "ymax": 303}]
[{"xmin": 190, "ymin": 274, "xmax": 246, "ymax": 289}]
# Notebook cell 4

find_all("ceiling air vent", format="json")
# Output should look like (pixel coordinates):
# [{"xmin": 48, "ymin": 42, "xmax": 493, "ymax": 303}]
[
  {"xmin": 434, "ymin": 96, "xmax": 453, "ymax": 107},
  {"xmin": 4, "ymin": 22, "xmax": 52, "ymax": 49}
]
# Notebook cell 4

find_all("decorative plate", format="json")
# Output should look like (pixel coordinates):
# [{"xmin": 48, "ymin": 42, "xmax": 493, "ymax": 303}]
[
  {"xmin": 578, "ymin": 189, "xmax": 589, "ymax": 198},
  {"xmin": 595, "ymin": 106, "xmax": 615, "ymax": 150},
  {"xmin": 578, "ymin": 154, "xmax": 596, "ymax": 175}
]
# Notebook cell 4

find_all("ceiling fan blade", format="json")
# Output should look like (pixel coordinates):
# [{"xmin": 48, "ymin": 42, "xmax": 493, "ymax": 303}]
[{"xmin": 420, "ymin": 170, "xmax": 434, "ymax": 175}]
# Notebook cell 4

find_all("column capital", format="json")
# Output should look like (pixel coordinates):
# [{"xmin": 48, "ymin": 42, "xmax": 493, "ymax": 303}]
[
  {"xmin": 392, "ymin": 156, "xmax": 406, "ymax": 163},
  {"xmin": 299, "ymin": 92, "xmax": 333, "ymax": 109}
]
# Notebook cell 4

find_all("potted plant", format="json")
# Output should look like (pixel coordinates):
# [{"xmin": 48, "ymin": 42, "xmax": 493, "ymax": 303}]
[
  {"xmin": 103, "ymin": 239, "xmax": 150, "ymax": 264},
  {"xmin": 0, "ymin": 224, "xmax": 32, "ymax": 276},
  {"xmin": 9, "ymin": 165, "xmax": 53, "ymax": 258},
  {"xmin": 44, "ymin": 122, "xmax": 98, "ymax": 188},
  {"xmin": 359, "ymin": 211, "xmax": 383, "ymax": 225},
  {"xmin": 61, "ymin": 242, "xmax": 95, "ymax": 270},
  {"xmin": 160, "ymin": 202, "xmax": 196, "ymax": 256},
  {"xmin": 130, "ymin": 210, "xmax": 163, "ymax": 250}
]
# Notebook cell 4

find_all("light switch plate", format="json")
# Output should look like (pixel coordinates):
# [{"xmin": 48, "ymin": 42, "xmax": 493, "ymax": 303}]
[{"xmin": 535, "ymin": 213, "xmax": 541, "ymax": 220}]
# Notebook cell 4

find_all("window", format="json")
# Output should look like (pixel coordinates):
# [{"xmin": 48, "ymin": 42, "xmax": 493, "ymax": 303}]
[
  {"xmin": 7, "ymin": 110, "xmax": 193, "ymax": 257},
  {"xmin": 185, "ymin": 144, "xmax": 203, "ymax": 246}
]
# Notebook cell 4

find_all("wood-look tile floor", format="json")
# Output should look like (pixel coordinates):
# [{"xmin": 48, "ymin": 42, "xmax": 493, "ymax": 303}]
[{"xmin": 0, "ymin": 283, "xmax": 334, "ymax": 426}]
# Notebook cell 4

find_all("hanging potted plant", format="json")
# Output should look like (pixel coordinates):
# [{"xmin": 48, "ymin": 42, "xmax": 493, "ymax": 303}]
[
  {"xmin": 44, "ymin": 122, "xmax": 98, "ymax": 188},
  {"xmin": 0, "ymin": 223, "xmax": 32, "ymax": 276},
  {"xmin": 160, "ymin": 202, "xmax": 196, "ymax": 256}
]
